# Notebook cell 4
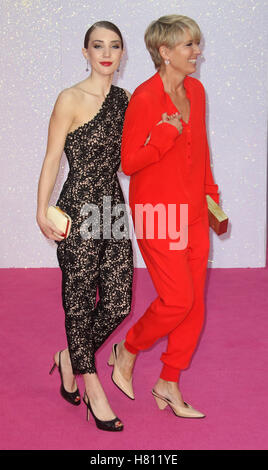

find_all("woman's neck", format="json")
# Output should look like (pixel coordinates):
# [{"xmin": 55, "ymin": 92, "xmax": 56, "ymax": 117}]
[
  {"xmin": 84, "ymin": 71, "xmax": 113, "ymax": 97},
  {"xmin": 159, "ymin": 68, "xmax": 186, "ymax": 95}
]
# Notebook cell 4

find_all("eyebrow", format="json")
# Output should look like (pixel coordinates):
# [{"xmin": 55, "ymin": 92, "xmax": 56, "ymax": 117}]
[{"xmin": 92, "ymin": 39, "xmax": 121, "ymax": 43}]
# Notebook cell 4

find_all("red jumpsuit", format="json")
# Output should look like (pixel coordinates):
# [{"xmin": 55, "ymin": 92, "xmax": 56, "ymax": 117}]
[{"xmin": 121, "ymin": 72, "xmax": 219, "ymax": 382}]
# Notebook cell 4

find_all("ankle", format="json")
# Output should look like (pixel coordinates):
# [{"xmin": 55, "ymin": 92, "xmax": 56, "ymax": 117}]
[
  {"xmin": 119, "ymin": 343, "xmax": 136, "ymax": 363},
  {"xmin": 154, "ymin": 378, "xmax": 166, "ymax": 391},
  {"xmin": 83, "ymin": 374, "xmax": 107, "ymax": 401},
  {"xmin": 154, "ymin": 378, "xmax": 178, "ymax": 393},
  {"xmin": 61, "ymin": 348, "xmax": 72, "ymax": 365},
  {"xmin": 123, "ymin": 340, "xmax": 138, "ymax": 356}
]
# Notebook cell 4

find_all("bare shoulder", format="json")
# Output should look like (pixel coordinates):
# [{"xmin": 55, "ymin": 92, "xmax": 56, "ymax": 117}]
[
  {"xmin": 53, "ymin": 87, "xmax": 78, "ymax": 115},
  {"xmin": 71, "ymin": 79, "xmax": 97, "ymax": 98},
  {"xmin": 123, "ymin": 88, "xmax": 132, "ymax": 101}
]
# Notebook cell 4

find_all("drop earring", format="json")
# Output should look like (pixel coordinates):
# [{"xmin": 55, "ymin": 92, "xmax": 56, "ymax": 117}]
[
  {"xmin": 85, "ymin": 60, "xmax": 89, "ymax": 72},
  {"xmin": 165, "ymin": 59, "xmax": 170, "ymax": 65}
]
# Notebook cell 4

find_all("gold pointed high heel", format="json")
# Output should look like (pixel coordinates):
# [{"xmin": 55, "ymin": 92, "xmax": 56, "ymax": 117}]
[
  {"xmin": 152, "ymin": 389, "xmax": 205, "ymax": 419},
  {"xmin": 108, "ymin": 344, "xmax": 135, "ymax": 400}
]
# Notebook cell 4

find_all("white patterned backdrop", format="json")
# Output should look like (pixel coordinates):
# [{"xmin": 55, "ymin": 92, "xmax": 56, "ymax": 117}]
[{"xmin": 0, "ymin": 0, "xmax": 267, "ymax": 267}]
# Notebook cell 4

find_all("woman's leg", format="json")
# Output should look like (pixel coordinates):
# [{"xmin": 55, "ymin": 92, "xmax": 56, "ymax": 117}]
[
  {"xmin": 92, "ymin": 238, "xmax": 133, "ymax": 353},
  {"xmin": 153, "ymin": 211, "xmax": 209, "ymax": 410},
  {"xmin": 57, "ymin": 237, "xmax": 124, "ymax": 423},
  {"xmin": 125, "ymin": 236, "xmax": 194, "ymax": 354},
  {"xmin": 117, "ymin": 211, "xmax": 209, "ymax": 394},
  {"xmin": 82, "ymin": 238, "xmax": 132, "ymax": 425},
  {"xmin": 57, "ymin": 236, "xmax": 99, "ymax": 375},
  {"xmin": 114, "ymin": 237, "xmax": 193, "ymax": 387},
  {"xmin": 159, "ymin": 212, "xmax": 210, "ymax": 378}
]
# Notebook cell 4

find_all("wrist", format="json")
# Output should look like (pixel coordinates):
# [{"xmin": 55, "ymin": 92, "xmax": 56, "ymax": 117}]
[{"xmin": 37, "ymin": 207, "xmax": 48, "ymax": 220}]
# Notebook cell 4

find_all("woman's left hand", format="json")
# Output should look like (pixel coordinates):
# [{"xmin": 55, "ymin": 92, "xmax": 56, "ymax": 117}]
[
  {"xmin": 160, "ymin": 112, "xmax": 183, "ymax": 134},
  {"xmin": 144, "ymin": 112, "xmax": 183, "ymax": 147}
]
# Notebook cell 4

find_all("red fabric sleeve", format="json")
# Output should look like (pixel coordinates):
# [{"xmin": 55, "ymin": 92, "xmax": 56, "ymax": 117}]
[
  {"xmin": 205, "ymin": 137, "xmax": 219, "ymax": 204},
  {"xmin": 121, "ymin": 93, "xmax": 179, "ymax": 176},
  {"xmin": 202, "ymin": 89, "xmax": 219, "ymax": 204}
]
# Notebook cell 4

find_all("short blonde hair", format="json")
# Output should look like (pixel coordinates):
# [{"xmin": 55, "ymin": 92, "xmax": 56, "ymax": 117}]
[{"xmin": 144, "ymin": 15, "xmax": 201, "ymax": 69}]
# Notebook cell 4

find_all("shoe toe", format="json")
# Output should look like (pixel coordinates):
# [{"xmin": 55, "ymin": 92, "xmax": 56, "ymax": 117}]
[{"xmin": 184, "ymin": 403, "xmax": 205, "ymax": 418}]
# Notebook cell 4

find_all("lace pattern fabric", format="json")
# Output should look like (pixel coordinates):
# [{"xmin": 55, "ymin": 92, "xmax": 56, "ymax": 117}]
[{"xmin": 56, "ymin": 86, "xmax": 133, "ymax": 374}]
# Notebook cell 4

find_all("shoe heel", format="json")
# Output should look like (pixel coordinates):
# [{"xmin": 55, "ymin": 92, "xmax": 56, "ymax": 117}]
[
  {"xmin": 49, "ymin": 362, "xmax": 57, "ymax": 375},
  {"xmin": 83, "ymin": 393, "xmax": 90, "ymax": 422},
  {"xmin": 107, "ymin": 351, "xmax": 114, "ymax": 366},
  {"xmin": 86, "ymin": 406, "xmax": 90, "ymax": 422},
  {"xmin": 153, "ymin": 394, "xmax": 168, "ymax": 410}
]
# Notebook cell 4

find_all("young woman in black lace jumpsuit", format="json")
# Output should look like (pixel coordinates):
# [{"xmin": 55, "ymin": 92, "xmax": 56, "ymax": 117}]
[{"xmin": 37, "ymin": 22, "xmax": 133, "ymax": 432}]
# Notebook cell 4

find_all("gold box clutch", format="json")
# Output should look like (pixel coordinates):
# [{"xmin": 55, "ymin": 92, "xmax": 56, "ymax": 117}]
[
  {"xmin": 47, "ymin": 206, "xmax": 72, "ymax": 239},
  {"xmin": 206, "ymin": 195, "xmax": 228, "ymax": 235}
]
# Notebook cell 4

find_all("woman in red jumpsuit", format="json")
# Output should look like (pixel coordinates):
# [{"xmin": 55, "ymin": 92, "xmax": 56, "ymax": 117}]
[{"xmin": 108, "ymin": 15, "xmax": 219, "ymax": 418}]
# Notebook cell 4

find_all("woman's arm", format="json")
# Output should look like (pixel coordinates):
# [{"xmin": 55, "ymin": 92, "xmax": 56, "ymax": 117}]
[
  {"xmin": 121, "ymin": 92, "xmax": 180, "ymax": 176},
  {"xmin": 118, "ymin": 88, "xmax": 132, "ymax": 173},
  {"xmin": 201, "ymin": 87, "xmax": 219, "ymax": 204},
  {"xmin": 204, "ymin": 136, "xmax": 219, "ymax": 204},
  {"xmin": 36, "ymin": 90, "xmax": 75, "ymax": 240}
]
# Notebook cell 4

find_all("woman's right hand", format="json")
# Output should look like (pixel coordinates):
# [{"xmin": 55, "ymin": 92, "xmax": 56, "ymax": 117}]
[
  {"xmin": 37, "ymin": 212, "xmax": 65, "ymax": 241},
  {"xmin": 158, "ymin": 112, "xmax": 183, "ymax": 134}
]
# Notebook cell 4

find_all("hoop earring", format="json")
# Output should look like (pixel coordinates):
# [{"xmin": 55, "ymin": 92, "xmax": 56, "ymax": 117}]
[
  {"xmin": 85, "ymin": 60, "xmax": 89, "ymax": 72},
  {"xmin": 165, "ymin": 59, "xmax": 170, "ymax": 65}
]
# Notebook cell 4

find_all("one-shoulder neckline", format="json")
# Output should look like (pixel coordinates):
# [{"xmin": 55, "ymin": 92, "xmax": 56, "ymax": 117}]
[{"xmin": 66, "ymin": 85, "xmax": 114, "ymax": 137}]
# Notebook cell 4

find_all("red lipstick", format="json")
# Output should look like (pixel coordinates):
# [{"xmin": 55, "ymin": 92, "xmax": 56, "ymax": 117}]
[{"xmin": 100, "ymin": 62, "xmax": 112, "ymax": 66}]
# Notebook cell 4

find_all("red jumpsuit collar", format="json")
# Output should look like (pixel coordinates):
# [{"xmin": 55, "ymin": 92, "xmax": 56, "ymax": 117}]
[{"xmin": 153, "ymin": 72, "xmax": 191, "ymax": 126}]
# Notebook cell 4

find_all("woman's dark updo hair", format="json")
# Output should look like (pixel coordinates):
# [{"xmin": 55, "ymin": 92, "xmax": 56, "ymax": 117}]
[{"xmin": 84, "ymin": 21, "xmax": 124, "ymax": 49}]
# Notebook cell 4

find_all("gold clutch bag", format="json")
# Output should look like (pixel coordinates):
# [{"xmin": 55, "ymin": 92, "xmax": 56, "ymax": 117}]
[
  {"xmin": 47, "ymin": 206, "xmax": 72, "ymax": 239},
  {"xmin": 206, "ymin": 195, "xmax": 228, "ymax": 235}
]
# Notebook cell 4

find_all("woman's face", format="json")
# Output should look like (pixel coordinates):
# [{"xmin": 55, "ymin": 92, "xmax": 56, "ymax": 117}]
[
  {"xmin": 162, "ymin": 29, "xmax": 201, "ymax": 76},
  {"xmin": 83, "ymin": 27, "xmax": 123, "ymax": 75}
]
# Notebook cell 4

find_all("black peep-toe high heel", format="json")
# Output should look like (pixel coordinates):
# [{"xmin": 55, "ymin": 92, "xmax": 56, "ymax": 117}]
[
  {"xmin": 49, "ymin": 350, "xmax": 81, "ymax": 406},
  {"xmin": 83, "ymin": 392, "xmax": 123, "ymax": 432}
]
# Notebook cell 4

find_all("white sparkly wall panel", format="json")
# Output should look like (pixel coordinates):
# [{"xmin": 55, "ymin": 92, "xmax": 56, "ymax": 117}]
[{"xmin": 0, "ymin": 0, "xmax": 267, "ymax": 267}]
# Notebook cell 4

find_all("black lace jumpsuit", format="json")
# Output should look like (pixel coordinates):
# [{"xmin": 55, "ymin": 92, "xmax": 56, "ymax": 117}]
[{"xmin": 56, "ymin": 86, "xmax": 133, "ymax": 375}]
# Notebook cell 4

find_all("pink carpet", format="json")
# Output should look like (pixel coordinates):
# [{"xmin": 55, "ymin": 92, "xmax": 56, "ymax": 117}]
[{"xmin": 0, "ymin": 266, "xmax": 267, "ymax": 450}]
